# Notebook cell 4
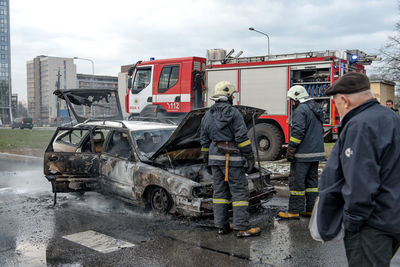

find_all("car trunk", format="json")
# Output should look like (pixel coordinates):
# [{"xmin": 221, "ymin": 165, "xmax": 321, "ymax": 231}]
[{"xmin": 54, "ymin": 89, "xmax": 123, "ymax": 123}]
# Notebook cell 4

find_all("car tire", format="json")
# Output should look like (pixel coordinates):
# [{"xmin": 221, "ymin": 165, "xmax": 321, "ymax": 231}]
[
  {"xmin": 148, "ymin": 187, "xmax": 173, "ymax": 214},
  {"xmin": 248, "ymin": 123, "xmax": 283, "ymax": 161}
]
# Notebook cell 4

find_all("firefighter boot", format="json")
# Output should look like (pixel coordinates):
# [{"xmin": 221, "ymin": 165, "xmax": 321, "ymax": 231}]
[
  {"xmin": 300, "ymin": 211, "xmax": 312, "ymax": 217},
  {"xmin": 236, "ymin": 227, "xmax": 261, "ymax": 238},
  {"xmin": 217, "ymin": 223, "xmax": 234, "ymax": 235},
  {"xmin": 277, "ymin": 211, "xmax": 300, "ymax": 220}
]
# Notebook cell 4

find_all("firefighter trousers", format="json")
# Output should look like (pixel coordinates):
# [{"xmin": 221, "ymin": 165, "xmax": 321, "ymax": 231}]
[
  {"xmin": 288, "ymin": 162, "xmax": 319, "ymax": 213},
  {"xmin": 211, "ymin": 166, "xmax": 250, "ymax": 230}
]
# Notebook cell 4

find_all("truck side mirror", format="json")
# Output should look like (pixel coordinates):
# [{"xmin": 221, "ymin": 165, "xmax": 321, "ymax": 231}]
[{"xmin": 128, "ymin": 77, "xmax": 132, "ymax": 90}]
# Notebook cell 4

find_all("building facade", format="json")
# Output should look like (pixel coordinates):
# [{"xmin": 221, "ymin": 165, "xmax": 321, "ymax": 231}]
[
  {"xmin": 27, "ymin": 56, "xmax": 119, "ymax": 125},
  {"xmin": 119, "ymin": 64, "xmax": 132, "ymax": 118},
  {"xmin": 0, "ymin": 0, "xmax": 11, "ymax": 124},
  {"xmin": 370, "ymin": 79, "xmax": 396, "ymax": 106},
  {"xmin": 76, "ymin": 73, "xmax": 117, "ymax": 89},
  {"xmin": 11, "ymin": 93, "xmax": 16, "ymax": 117},
  {"xmin": 27, "ymin": 56, "xmax": 77, "ymax": 125}
]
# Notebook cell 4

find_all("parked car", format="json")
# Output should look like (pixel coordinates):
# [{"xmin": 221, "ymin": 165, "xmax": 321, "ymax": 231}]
[
  {"xmin": 11, "ymin": 117, "xmax": 33, "ymax": 129},
  {"xmin": 44, "ymin": 89, "xmax": 275, "ymax": 217}
]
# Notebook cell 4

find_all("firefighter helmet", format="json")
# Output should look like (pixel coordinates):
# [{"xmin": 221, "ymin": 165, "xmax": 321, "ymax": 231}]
[
  {"xmin": 213, "ymin": 81, "xmax": 237, "ymax": 98},
  {"xmin": 287, "ymin": 85, "xmax": 309, "ymax": 101}
]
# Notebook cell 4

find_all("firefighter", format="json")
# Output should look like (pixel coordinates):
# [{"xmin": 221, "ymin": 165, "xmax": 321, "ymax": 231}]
[
  {"xmin": 277, "ymin": 85, "xmax": 325, "ymax": 219},
  {"xmin": 200, "ymin": 81, "xmax": 260, "ymax": 237}
]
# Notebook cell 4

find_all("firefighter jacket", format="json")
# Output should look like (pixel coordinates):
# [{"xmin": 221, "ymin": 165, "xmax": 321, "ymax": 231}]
[
  {"xmin": 288, "ymin": 99, "xmax": 325, "ymax": 162},
  {"xmin": 317, "ymin": 99, "xmax": 400, "ymax": 240},
  {"xmin": 200, "ymin": 101, "xmax": 252, "ymax": 167}
]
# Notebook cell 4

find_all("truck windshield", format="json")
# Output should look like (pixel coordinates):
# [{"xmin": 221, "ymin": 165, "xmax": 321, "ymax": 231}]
[{"xmin": 132, "ymin": 67, "xmax": 151, "ymax": 94}]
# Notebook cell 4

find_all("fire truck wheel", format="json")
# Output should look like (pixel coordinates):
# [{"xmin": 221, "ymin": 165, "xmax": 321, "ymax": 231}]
[{"xmin": 248, "ymin": 123, "xmax": 283, "ymax": 161}]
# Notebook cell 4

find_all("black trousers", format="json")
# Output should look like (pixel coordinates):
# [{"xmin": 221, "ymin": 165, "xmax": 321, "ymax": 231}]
[
  {"xmin": 288, "ymin": 162, "xmax": 319, "ymax": 213},
  {"xmin": 211, "ymin": 166, "xmax": 249, "ymax": 230},
  {"xmin": 344, "ymin": 225, "xmax": 400, "ymax": 267}
]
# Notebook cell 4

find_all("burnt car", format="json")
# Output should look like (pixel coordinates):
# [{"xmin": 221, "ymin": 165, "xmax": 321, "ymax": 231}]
[{"xmin": 44, "ymin": 89, "xmax": 274, "ymax": 217}]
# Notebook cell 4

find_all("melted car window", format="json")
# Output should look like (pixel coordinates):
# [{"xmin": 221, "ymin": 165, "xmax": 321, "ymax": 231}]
[
  {"xmin": 105, "ymin": 131, "xmax": 131, "ymax": 159},
  {"xmin": 132, "ymin": 129, "xmax": 175, "ymax": 160},
  {"xmin": 53, "ymin": 129, "xmax": 89, "ymax": 152}
]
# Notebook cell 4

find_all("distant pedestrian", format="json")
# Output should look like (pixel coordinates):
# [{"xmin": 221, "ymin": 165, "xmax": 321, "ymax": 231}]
[
  {"xmin": 386, "ymin": 99, "xmax": 399, "ymax": 113},
  {"xmin": 317, "ymin": 72, "xmax": 400, "ymax": 267},
  {"xmin": 277, "ymin": 85, "xmax": 325, "ymax": 220}
]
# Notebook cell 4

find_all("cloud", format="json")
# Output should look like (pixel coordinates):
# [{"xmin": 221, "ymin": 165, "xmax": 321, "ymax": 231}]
[{"xmin": 10, "ymin": 0, "xmax": 399, "ymax": 102}]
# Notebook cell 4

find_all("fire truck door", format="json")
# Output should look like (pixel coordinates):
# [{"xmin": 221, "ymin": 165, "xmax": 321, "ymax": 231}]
[{"xmin": 156, "ymin": 64, "xmax": 182, "ymax": 112}]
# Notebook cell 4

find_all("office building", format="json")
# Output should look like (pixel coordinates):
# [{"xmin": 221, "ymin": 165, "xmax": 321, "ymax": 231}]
[
  {"xmin": 0, "ymin": 0, "xmax": 11, "ymax": 124},
  {"xmin": 26, "ymin": 56, "xmax": 77, "ymax": 125}
]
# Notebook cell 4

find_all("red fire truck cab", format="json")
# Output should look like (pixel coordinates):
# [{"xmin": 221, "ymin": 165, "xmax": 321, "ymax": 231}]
[{"xmin": 126, "ymin": 49, "xmax": 376, "ymax": 160}]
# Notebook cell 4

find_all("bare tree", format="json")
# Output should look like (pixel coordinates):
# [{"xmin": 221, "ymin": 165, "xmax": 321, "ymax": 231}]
[
  {"xmin": 375, "ymin": 22, "xmax": 400, "ymax": 83},
  {"xmin": 372, "ymin": 14, "xmax": 400, "ymax": 107}
]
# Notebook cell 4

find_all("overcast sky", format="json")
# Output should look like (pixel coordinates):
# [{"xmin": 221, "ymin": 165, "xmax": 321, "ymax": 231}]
[{"xmin": 10, "ymin": 0, "xmax": 399, "ymax": 102}]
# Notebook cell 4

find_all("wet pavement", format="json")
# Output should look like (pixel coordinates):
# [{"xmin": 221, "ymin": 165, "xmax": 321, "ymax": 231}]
[{"xmin": 0, "ymin": 154, "xmax": 399, "ymax": 266}]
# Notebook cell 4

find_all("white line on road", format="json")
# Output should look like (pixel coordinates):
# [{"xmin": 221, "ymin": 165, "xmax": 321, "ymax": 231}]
[{"xmin": 63, "ymin": 230, "xmax": 135, "ymax": 253}]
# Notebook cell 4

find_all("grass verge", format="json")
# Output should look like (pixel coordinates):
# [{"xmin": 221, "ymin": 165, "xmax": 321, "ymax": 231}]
[{"xmin": 0, "ymin": 128, "xmax": 55, "ymax": 156}]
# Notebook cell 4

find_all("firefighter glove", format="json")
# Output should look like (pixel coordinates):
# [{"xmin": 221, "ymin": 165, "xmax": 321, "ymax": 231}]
[
  {"xmin": 244, "ymin": 153, "xmax": 255, "ymax": 173},
  {"xmin": 286, "ymin": 146, "xmax": 296, "ymax": 162}
]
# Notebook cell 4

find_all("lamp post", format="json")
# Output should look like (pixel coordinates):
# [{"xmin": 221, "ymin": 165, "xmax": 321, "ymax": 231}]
[
  {"xmin": 73, "ymin": 57, "xmax": 95, "ymax": 88},
  {"xmin": 249, "ymin": 27, "xmax": 270, "ymax": 60}
]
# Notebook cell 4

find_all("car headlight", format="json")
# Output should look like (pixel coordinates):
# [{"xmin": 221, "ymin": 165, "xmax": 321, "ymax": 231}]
[{"xmin": 192, "ymin": 184, "xmax": 213, "ymax": 198}]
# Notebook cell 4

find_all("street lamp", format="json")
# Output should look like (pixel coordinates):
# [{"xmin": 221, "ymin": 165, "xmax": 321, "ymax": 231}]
[
  {"xmin": 73, "ymin": 57, "xmax": 95, "ymax": 88},
  {"xmin": 249, "ymin": 27, "xmax": 270, "ymax": 60}
]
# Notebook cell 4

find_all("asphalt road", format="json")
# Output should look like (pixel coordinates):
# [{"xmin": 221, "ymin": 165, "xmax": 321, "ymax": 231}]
[{"xmin": 0, "ymin": 154, "xmax": 399, "ymax": 267}]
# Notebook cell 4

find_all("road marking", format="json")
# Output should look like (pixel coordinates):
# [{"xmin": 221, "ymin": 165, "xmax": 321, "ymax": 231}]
[{"xmin": 63, "ymin": 230, "xmax": 135, "ymax": 253}]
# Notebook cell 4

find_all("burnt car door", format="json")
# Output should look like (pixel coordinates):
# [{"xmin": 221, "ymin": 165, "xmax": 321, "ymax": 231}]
[
  {"xmin": 44, "ymin": 126, "xmax": 101, "ymax": 193},
  {"xmin": 100, "ymin": 129, "xmax": 138, "ymax": 201}
]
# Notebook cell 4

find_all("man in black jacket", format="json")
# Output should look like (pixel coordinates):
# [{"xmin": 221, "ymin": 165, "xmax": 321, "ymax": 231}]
[
  {"xmin": 317, "ymin": 72, "xmax": 400, "ymax": 266},
  {"xmin": 200, "ymin": 81, "xmax": 260, "ymax": 237},
  {"xmin": 278, "ymin": 85, "xmax": 325, "ymax": 219}
]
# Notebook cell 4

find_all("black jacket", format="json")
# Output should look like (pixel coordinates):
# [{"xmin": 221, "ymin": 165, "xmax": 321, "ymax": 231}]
[
  {"xmin": 288, "ymin": 99, "xmax": 325, "ymax": 162},
  {"xmin": 317, "ymin": 99, "xmax": 400, "ymax": 240},
  {"xmin": 200, "ymin": 101, "xmax": 252, "ymax": 167}
]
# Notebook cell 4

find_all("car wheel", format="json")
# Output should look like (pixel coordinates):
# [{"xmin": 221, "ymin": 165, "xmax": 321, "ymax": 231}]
[{"xmin": 148, "ymin": 187, "xmax": 173, "ymax": 214}]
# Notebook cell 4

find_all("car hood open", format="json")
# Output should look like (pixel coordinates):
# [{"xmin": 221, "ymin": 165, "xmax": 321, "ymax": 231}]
[
  {"xmin": 54, "ymin": 89, "xmax": 123, "ymax": 123},
  {"xmin": 150, "ymin": 105, "xmax": 265, "ymax": 161}
]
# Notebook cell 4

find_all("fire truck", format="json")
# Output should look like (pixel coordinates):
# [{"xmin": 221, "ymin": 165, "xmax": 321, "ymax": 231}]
[{"xmin": 125, "ymin": 49, "xmax": 376, "ymax": 160}]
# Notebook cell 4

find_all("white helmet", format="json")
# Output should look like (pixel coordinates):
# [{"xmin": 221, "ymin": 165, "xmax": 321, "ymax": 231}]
[
  {"xmin": 287, "ymin": 85, "xmax": 309, "ymax": 101},
  {"xmin": 213, "ymin": 81, "xmax": 237, "ymax": 98}
]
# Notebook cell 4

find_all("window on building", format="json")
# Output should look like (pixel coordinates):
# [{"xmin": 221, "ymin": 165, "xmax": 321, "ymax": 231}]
[{"xmin": 158, "ymin": 65, "xmax": 179, "ymax": 93}]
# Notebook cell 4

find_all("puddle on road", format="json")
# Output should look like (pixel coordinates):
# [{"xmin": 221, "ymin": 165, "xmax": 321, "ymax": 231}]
[
  {"xmin": 161, "ymin": 218, "xmax": 348, "ymax": 266},
  {"xmin": 0, "ymin": 168, "xmax": 49, "ymax": 195}
]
